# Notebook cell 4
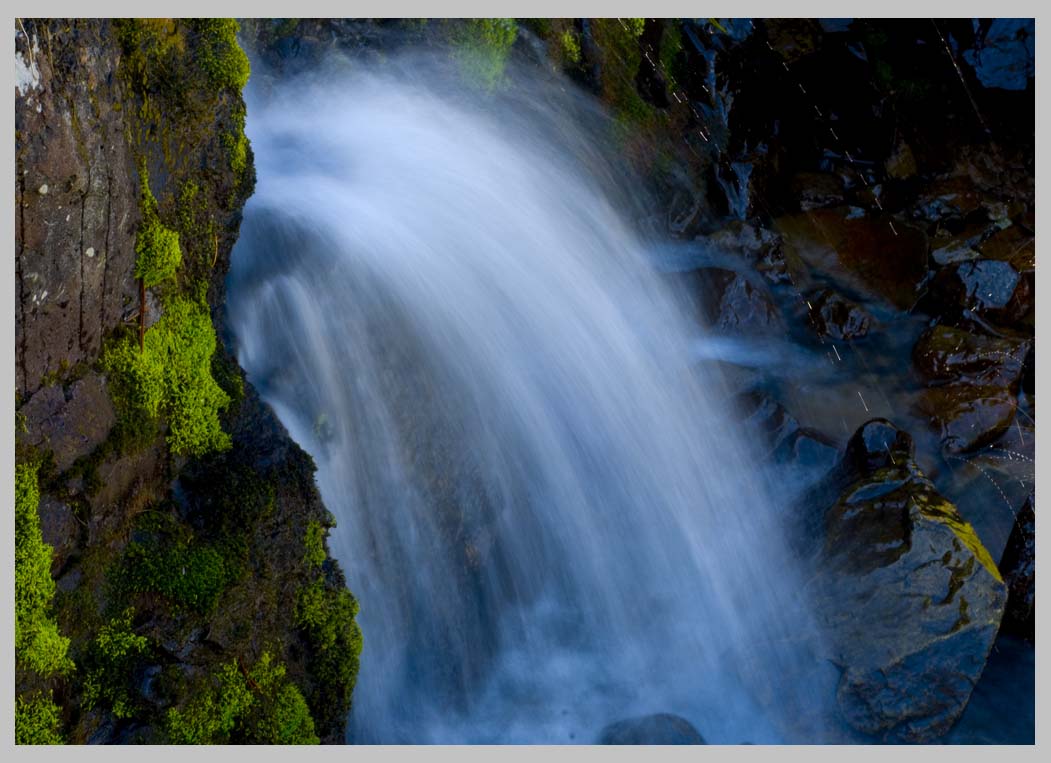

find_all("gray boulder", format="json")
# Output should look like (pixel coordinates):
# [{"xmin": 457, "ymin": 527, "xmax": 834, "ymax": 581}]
[{"xmin": 807, "ymin": 419, "xmax": 1006, "ymax": 742}]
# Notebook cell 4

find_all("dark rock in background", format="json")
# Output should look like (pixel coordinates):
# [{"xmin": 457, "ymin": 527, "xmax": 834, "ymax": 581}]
[
  {"xmin": 806, "ymin": 289, "xmax": 873, "ymax": 340},
  {"xmin": 999, "ymin": 494, "xmax": 1034, "ymax": 644}
]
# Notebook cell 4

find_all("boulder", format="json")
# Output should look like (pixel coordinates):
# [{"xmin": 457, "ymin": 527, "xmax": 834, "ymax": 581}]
[
  {"xmin": 917, "ymin": 384, "xmax": 1017, "ymax": 453},
  {"xmin": 774, "ymin": 210, "xmax": 928, "ymax": 311},
  {"xmin": 598, "ymin": 713, "xmax": 705, "ymax": 745},
  {"xmin": 998, "ymin": 495, "xmax": 1034, "ymax": 644},
  {"xmin": 912, "ymin": 325, "xmax": 1027, "ymax": 453},
  {"xmin": 912, "ymin": 324, "xmax": 1027, "ymax": 388},
  {"xmin": 807, "ymin": 420, "xmax": 1006, "ymax": 742},
  {"xmin": 929, "ymin": 259, "xmax": 1031, "ymax": 327}
]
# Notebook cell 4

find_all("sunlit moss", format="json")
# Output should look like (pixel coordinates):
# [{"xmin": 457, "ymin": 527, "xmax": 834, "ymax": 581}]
[
  {"xmin": 134, "ymin": 166, "xmax": 182, "ymax": 288},
  {"xmin": 304, "ymin": 521, "xmax": 326, "ymax": 569},
  {"xmin": 103, "ymin": 296, "xmax": 231, "ymax": 457},
  {"xmin": 560, "ymin": 29, "xmax": 582, "ymax": 66},
  {"xmin": 189, "ymin": 19, "xmax": 250, "ymax": 92},
  {"xmin": 15, "ymin": 692, "xmax": 64, "ymax": 745},
  {"xmin": 165, "ymin": 653, "xmax": 318, "ymax": 744},
  {"xmin": 15, "ymin": 463, "xmax": 74, "ymax": 678}
]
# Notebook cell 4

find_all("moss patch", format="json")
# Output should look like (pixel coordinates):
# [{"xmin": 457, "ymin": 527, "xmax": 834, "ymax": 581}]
[
  {"xmin": 15, "ymin": 463, "xmax": 74, "ymax": 678},
  {"xmin": 165, "ymin": 652, "xmax": 318, "ymax": 744},
  {"xmin": 103, "ymin": 296, "xmax": 231, "ymax": 457},
  {"xmin": 134, "ymin": 166, "xmax": 182, "ymax": 288},
  {"xmin": 15, "ymin": 691, "xmax": 65, "ymax": 745},
  {"xmin": 81, "ymin": 608, "xmax": 151, "ymax": 720}
]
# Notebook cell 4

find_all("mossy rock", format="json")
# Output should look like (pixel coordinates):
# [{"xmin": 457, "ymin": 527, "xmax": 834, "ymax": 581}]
[{"xmin": 808, "ymin": 419, "xmax": 1006, "ymax": 741}]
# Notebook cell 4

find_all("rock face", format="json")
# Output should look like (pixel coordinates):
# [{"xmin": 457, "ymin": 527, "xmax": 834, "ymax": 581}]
[
  {"xmin": 17, "ymin": 373, "xmax": 116, "ymax": 473},
  {"xmin": 806, "ymin": 420, "xmax": 1006, "ymax": 742},
  {"xmin": 598, "ymin": 713, "xmax": 706, "ymax": 745},
  {"xmin": 999, "ymin": 495, "xmax": 1034, "ymax": 645},
  {"xmin": 16, "ymin": 20, "xmax": 140, "ymax": 399}
]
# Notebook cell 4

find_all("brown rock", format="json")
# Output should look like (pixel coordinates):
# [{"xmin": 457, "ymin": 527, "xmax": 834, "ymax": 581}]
[
  {"xmin": 774, "ymin": 209, "xmax": 928, "ymax": 311},
  {"xmin": 917, "ymin": 384, "xmax": 1017, "ymax": 453}
]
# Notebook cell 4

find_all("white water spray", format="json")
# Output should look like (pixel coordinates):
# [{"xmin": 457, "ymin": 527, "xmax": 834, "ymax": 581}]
[{"xmin": 229, "ymin": 54, "xmax": 830, "ymax": 744}]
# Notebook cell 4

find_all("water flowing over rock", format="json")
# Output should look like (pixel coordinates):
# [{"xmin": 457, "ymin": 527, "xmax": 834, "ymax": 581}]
[
  {"xmin": 805, "ymin": 419, "xmax": 1006, "ymax": 742},
  {"xmin": 228, "ymin": 55, "xmax": 831, "ymax": 744}
]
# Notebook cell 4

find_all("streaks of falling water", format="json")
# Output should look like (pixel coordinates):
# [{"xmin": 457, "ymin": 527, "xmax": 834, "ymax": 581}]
[{"xmin": 228, "ymin": 54, "xmax": 834, "ymax": 744}]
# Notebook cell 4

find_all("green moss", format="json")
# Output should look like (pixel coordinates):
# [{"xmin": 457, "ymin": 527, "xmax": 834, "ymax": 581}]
[
  {"xmin": 82, "ymin": 608, "xmax": 150, "ymax": 720},
  {"xmin": 189, "ymin": 19, "xmax": 250, "ymax": 92},
  {"xmin": 451, "ymin": 18, "xmax": 519, "ymax": 90},
  {"xmin": 295, "ymin": 579, "xmax": 363, "ymax": 722},
  {"xmin": 165, "ymin": 653, "xmax": 318, "ymax": 744},
  {"xmin": 15, "ymin": 463, "xmax": 74, "ymax": 678},
  {"xmin": 103, "ymin": 296, "xmax": 231, "ymax": 457},
  {"xmin": 223, "ymin": 104, "xmax": 249, "ymax": 179},
  {"xmin": 560, "ymin": 28, "xmax": 582, "ymax": 66},
  {"xmin": 658, "ymin": 21, "xmax": 684, "ymax": 92},
  {"xmin": 114, "ymin": 537, "xmax": 237, "ymax": 613},
  {"xmin": 304, "ymin": 521, "xmax": 326, "ymax": 569},
  {"xmin": 240, "ymin": 653, "xmax": 319, "ymax": 744},
  {"xmin": 15, "ymin": 691, "xmax": 64, "ymax": 745},
  {"xmin": 165, "ymin": 661, "xmax": 252, "ymax": 743},
  {"xmin": 590, "ymin": 18, "xmax": 653, "ymax": 127},
  {"xmin": 134, "ymin": 167, "xmax": 182, "ymax": 288}
]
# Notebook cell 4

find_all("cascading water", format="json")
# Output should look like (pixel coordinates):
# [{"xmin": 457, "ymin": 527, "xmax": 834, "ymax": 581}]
[{"xmin": 228, "ymin": 53, "xmax": 832, "ymax": 744}]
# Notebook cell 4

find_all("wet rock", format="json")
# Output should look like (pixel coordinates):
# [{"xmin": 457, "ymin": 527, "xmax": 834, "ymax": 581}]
[
  {"xmin": 775, "ymin": 210, "xmax": 928, "ymax": 311},
  {"xmin": 912, "ymin": 325, "xmax": 1027, "ymax": 388},
  {"xmin": 911, "ymin": 175, "xmax": 984, "ymax": 225},
  {"xmin": 775, "ymin": 428, "xmax": 839, "ymax": 472},
  {"xmin": 976, "ymin": 224, "xmax": 1035, "ymax": 271},
  {"xmin": 999, "ymin": 495, "xmax": 1034, "ymax": 644},
  {"xmin": 929, "ymin": 224, "xmax": 989, "ymax": 266},
  {"xmin": 598, "ymin": 713, "xmax": 705, "ymax": 745},
  {"xmin": 806, "ymin": 289, "xmax": 873, "ymax": 340},
  {"xmin": 808, "ymin": 419, "xmax": 1006, "ymax": 742},
  {"xmin": 694, "ymin": 222, "xmax": 790, "ymax": 284},
  {"xmin": 917, "ymin": 383, "xmax": 1017, "ymax": 454},
  {"xmin": 698, "ymin": 269, "xmax": 783, "ymax": 335},
  {"xmin": 17, "ymin": 372, "xmax": 116, "ymax": 473},
  {"xmin": 738, "ymin": 392, "xmax": 800, "ymax": 454},
  {"xmin": 962, "ymin": 19, "xmax": 1035, "ymax": 91},
  {"xmin": 842, "ymin": 418, "xmax": 914, "ymax": 474},
  {"xmin": 737, "ymin": 391, "xmax": 840, "ymax": 470},
  {"xmin": 929, "ymin": 259, "xmax": 1030, "ymax": 326},
  {"xmin": 791, "ymin": 172, "xmax": 846, "ymax": 211}
]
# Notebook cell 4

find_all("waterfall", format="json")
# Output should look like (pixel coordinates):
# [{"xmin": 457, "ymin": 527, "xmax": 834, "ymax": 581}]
[{"xmin": 228, "ymin": 53, "xmax": 831, "ymax": 744}]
